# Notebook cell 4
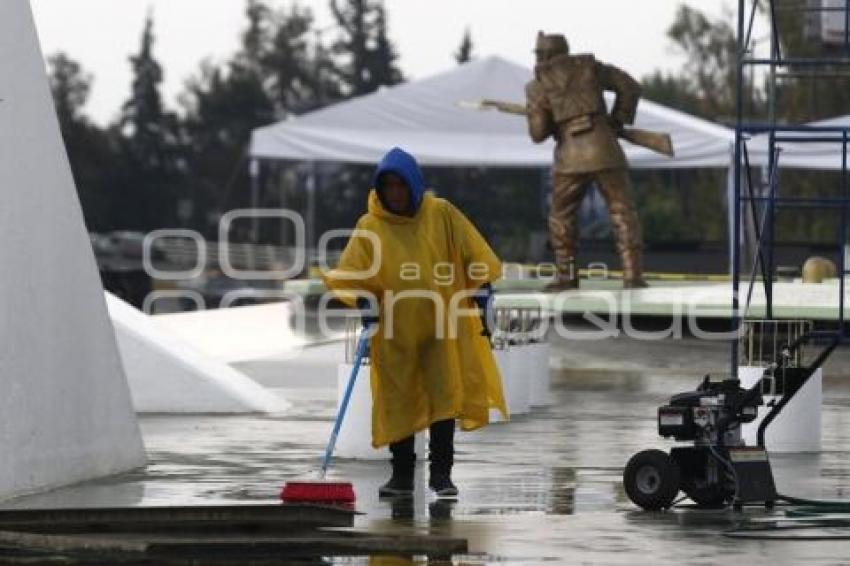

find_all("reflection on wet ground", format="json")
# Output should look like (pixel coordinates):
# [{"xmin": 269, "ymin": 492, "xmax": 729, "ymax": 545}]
[{"xmin": 5, "ymin": 335, "xmax": 850, "ymax": 563}]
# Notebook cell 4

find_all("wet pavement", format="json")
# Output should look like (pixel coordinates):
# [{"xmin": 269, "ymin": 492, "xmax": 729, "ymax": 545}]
[{"xmin": 5, "ymin": 333, "xmax": 850, "ymax": 563}]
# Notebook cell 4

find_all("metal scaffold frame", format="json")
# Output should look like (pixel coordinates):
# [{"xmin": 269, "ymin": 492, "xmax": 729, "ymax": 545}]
[{"xmin": 732, "ymin": 0, "xmax": 850, "ymax": 378}]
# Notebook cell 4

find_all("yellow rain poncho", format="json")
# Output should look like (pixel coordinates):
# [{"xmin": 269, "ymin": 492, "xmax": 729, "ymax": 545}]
[{"xmin": 322, "ymin": 148, "xmax": 507, "ymax": 447}]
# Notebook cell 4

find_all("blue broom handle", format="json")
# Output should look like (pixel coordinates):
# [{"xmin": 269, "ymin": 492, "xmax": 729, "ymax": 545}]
[{"xmin": 320, "ymin": 329, "xmax": 371, "ymax": 478}]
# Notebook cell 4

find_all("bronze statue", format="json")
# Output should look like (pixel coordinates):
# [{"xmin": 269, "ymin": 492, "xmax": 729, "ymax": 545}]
[{"xmin": 525, "ymin": 32, "xmax": 650, "ymax": 290}]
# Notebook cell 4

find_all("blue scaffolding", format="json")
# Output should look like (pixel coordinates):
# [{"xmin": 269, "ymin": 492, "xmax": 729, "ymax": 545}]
[{"xmin": 732, "ymin": 0, "xmax": 850, "ymax": 378}]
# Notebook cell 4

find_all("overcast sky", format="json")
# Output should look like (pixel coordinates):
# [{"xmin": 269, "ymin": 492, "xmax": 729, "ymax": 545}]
[{"xmin": 29, "ymin": 1, "xmax": 742, "ymax": 125}]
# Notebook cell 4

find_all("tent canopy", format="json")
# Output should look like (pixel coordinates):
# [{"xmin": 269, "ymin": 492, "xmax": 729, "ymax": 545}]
[{"xmin": 250, "ymin": 56, "xmax": 734, "ymax": 169}]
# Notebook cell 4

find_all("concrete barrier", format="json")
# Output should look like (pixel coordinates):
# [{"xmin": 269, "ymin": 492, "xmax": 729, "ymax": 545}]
[
  {"xmin": 107, "ymin": 293, "xmax": 288, "ymax": 414},
  {"xmin": 0, "ymin": 0, "xmax": 144, "ymax": 500},
  {"xmin": 739, "ymin": 365, "xmax": 822, "ymax": 453},
  {"xmin": 334, "ymin": 364, "xmax": 424, "ymax": 460},
  {"xmin": 491, "ymin": 346, "xmax": 530, "ymax": 422},
  {"xmin": 529, "ymin": 341, "xmax": 551, "ymax": 407}
]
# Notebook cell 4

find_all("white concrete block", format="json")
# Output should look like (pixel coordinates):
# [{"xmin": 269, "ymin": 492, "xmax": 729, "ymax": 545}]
[
  {"xmin": 491, "ymin": 346, "xmax": 531, "ymax": 422},
  {"xmin": 107, "ymin": 293, "xmax": 288, "ymax": 414},
  {"xmin": 0, "ymin": 0, "xmax": 145, "ymax": 500},
  {"xmin": 529, "ymin": 341, "xmax": 551, "ymax": 407},
  {"xmin": 740, "ymin": 365, "xmax": 822, "ymax": 453},
  {"xmin": 334, "ymin": 363, "xmax": 424, "ymax": 460}
]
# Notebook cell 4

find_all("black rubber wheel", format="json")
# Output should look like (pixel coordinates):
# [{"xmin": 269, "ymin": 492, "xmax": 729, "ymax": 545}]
[{"xmin": 624, "ymin": 449, "xmax": 681, "ymax": 511}]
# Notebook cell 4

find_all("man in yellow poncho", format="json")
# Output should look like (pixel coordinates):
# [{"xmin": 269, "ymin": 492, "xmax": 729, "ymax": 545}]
[{"xmin": 323, "ymin": 147, "xmax": 508, "ymax": 498}]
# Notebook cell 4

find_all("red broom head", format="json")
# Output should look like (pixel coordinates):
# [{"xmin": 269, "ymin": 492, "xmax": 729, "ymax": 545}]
[{"xmin": 280, "ymin": 481, "xmax": 356, "ymax": 505}]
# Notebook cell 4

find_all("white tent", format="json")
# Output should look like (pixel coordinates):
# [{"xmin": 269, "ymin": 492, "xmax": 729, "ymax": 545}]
[
  {"xmin": 749, "ymin": 115, "xmax": 850, "ymax": 170},
  {"xmin": 250, "ymin": 56, "xmax": 734, "ymax": 169},
  {"xmin": 250, "ymin": 55, "xmax": 738, "ymax": 271}
]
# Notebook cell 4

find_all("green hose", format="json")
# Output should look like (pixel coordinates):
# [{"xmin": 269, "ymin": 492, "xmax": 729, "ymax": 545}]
[
  {"xmin": 785, "ymin": 507, "xmax": 850, "ymax": 517},
  {"xmin": 778, "ymin": 493, "xmax": 850, "ymax": 510},
  {"xmin": 721, "ymin": 493, "xmax": 850, "ymax": 540}
]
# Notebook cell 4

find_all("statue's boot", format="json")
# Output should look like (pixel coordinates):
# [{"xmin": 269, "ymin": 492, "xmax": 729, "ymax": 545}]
[
  {"xmin": 597, "ymin": 169, "xmax": 648, "ymax": 290},
  {"xmin": 544, "ymin": 262, "xmax": 579, "ymax": 292},
  {"xmin": 620, "ymin": 244, "xmax": 648, "ymax": 289},
  {"xmin": 544, "ymin": 275, "xmax": 579, "ymax": 292}
]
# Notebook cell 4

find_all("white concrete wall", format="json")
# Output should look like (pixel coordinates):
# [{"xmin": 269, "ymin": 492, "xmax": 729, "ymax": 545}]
[
  {"xmin": 107, "ymin": 294, "xmax": 288, "ymax": 414},
  {"xmin": 0, "ymin": 0, "xmax": 145, "ymax": 500}
]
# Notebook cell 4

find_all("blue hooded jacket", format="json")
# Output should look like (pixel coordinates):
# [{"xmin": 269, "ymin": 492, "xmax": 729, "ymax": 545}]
[{"xmin": 372, "ymin": 147, "xmax": 426, "ymax": 214}]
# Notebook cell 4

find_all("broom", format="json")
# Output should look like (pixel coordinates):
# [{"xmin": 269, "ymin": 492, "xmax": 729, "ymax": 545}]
[{"xmin": 280, "ymin": 329, "xmax": 371, "ymax": 505}]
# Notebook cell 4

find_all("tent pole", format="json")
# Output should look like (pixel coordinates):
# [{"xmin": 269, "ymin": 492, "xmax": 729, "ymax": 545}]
[
  {"xmin": 726, "ymin": 145, "xmax": 736, "ymax": 279},
  {"xmin": 250, "ymin": 158, "xmax": 261, "ymax": 243},
  {"xmin": 306, "ymin": 162, "xmax": 318, "ymax": 265},
  {"xmin": 279, "ymin": 163, "xmax": 288, "ymax": 249}
]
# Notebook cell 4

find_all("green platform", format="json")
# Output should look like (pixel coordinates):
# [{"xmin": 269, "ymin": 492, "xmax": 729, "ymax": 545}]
[{"xmin": 284, "ymin": 278, "xmax": 850, "ymax": 321}]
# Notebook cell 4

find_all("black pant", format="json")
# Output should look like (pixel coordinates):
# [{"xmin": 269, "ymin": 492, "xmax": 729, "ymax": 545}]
[{"xmin": 389, "ymin": 419, "xmax": 455, "ymax": 475}]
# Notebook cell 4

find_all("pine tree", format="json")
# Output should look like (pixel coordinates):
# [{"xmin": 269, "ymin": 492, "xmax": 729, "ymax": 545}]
[
  {"xmin": 121, "ymin": 13, "xmax": 171, "ymax": 170},
  {"xmin": 455, "ymin": 27, "xmax": 474, "ymax": 64},
  {"xmin": 367, "ymin": 6, "xmax": 402, "ymax": 87},
  {"xmin": 48, "ymin": 53, "xmax": 119, "ymax": 232},
  {"xmin": 180, "ymin": 2, "xmax": 280, "ymax": 232},
  {"xmin": 263, "ymin": 4, "xmax": 342, "ymax": 113},
  {"xmin": 330, "ymin": 0, "xmax": 403, "ymax": 96},
  {"xmin": 118, "ymin": 13, "xmax": 182, "ymax": 229},
  {"xmin": 240, "ymin": 0, "xmax": 273, "ymax": 73},
  {"xmin": 49, "ymin": 53, "xmax": 92, "ymax": 129}
]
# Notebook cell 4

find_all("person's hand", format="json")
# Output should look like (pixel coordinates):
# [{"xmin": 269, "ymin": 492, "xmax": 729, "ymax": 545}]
[
  {"xmin": 356, "ymin": 297, "xmax": 378, "ymax": 329},
  {"xmin": 472, "ymin": 284, "xmax": 494, "ymax": 338}
]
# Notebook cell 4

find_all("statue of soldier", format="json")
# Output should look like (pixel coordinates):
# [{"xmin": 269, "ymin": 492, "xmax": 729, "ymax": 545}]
[{"xmin": 526, "ymin": 32, "xmax": 647, "ymax": 290}]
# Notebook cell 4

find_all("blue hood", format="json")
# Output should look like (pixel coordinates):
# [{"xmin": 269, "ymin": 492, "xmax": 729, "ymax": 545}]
[{"xmin": 372, "ymin": 147, "xmax": 426, "ymax": 213}]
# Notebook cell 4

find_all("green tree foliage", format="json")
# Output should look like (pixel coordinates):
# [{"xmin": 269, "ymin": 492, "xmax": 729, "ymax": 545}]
[
  {"xmin": 116, "ymin": 13, "xmax": 183, "ymax": 230},
  {"xmin": 181, "ymin": 60, "xmax": 275, "ymax": 233},
  {"xmin": 240, "ymin": 0, "xmax": 273, "ymax": 74},
  {"xmin": 49, "ymin": 53, "xmax": 91, "ymax": 128},
  {"xmin": 666, "ymin": 6, "xmax": 739, "ymax": 121},
  {"xmin": 641, "ymin": 71, "xmax": 703, "ymax": 118},
  {"xmin": 122, "ymin": 15, "xmax": 173, "ymax": 169},
  {"xmin": 454, "ymin": 27, "xmax": 473, "ymax": 65},
  {"xmin": 640, "ymin": 4, "xmax": 850, "ymax": 248},
  {"xmin": 263, "ymin": 4, "xmax": 342, "ymax": 112},
  {"xmin": 455, "ymin": 27, "xmax": 474, "ymax": 64},
  {"xmin": 642, "ymin": 6, "xmax": 763, "ymax": 123},
  {"xmin": 330, "ymin": 0, "xmax": 403, "ymax": 95},
  {"xmin": 369, "ymin": 6, "xmax": 402, "ymax": 87},
  {"xmin": 180, "ymin": 1, "xmax": 348, "ymax": 235},
  {"xmin": 768, "ymin": 6, "xmax": 850, "ymax": 245},
  {"xmin": 48, "ymin": 53, "xmax": 120, "ymax": 232},
  {"xmin": 636, "ymin": 6, "xmax": 745, "ymax": 244},
  {"xmin": 772, "ymin": 4, "xmax": 850, "ymax": 123},
  {"xmin": 180, "ymin": 2, "xmax": 277, "ymax": 232},
  {"xmin": 50, "ymin": 0, "xmax": 409, "ymax": 238}
]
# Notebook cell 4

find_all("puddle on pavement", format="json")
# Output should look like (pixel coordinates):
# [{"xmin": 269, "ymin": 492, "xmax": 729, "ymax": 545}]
[{"xmin": 5, "ymin": 360, "xmax": 850, "ymax": 563}]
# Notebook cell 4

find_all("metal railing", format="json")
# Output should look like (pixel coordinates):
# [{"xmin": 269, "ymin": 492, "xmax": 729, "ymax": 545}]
[
  {"xmin": 732, "ymin": 0, "xmax": 849, "ymax": 377},
  {"xmin": 739, "ymin": 319, "xmax": 813, "ymax": 367}
]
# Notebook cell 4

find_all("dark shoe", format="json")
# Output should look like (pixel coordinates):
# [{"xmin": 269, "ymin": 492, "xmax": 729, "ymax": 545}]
[
  {"xmin": 379, "ymin": 474, "xmax": 413, "ymax": 498},
  {"xmin": 429, "ymin": 474, "xmax": 459, "ymax": 498}
]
